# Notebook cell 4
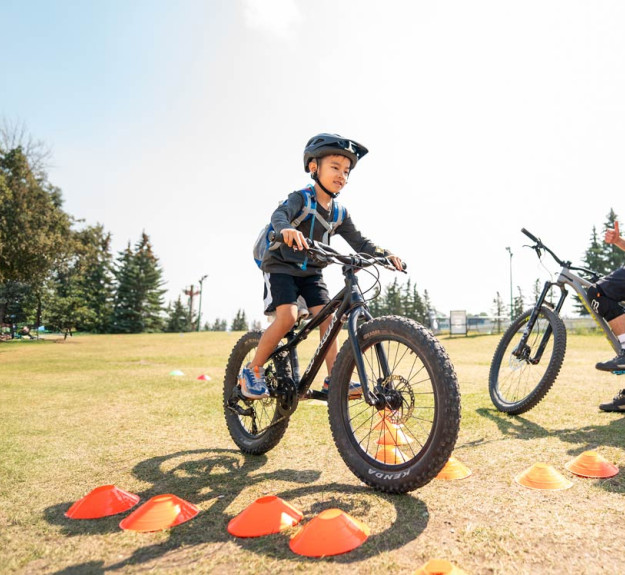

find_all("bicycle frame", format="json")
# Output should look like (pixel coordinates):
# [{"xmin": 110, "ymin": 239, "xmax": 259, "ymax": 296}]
[
  {"xmin": 269, "ymin": 264, "xmax": 390, "ymax": 406},
  {"xmin": 519, "ymin": 264, "xmax": 621, "ymax": 362}
]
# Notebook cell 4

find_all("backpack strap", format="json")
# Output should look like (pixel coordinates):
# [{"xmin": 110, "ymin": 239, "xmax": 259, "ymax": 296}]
[
  {"xmin": 316, "ymin": 199, "xmax": 345, "ymax": 244},
  {"xmin": 291, "ymin": 185, "xmax": 317, "ymax": 228},
  {"xmin": 265, "ymin": 186, "xmax": 345, "ymax": 269}
]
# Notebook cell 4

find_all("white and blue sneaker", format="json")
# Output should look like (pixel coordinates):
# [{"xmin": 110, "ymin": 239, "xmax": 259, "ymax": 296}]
[
  {"xmin": 238, "ymin": 363, "xmax": 269, "ymax": 399},
  {"xmin": 321, "ymin": 376, "xmax": 362, "ymax": 400}
]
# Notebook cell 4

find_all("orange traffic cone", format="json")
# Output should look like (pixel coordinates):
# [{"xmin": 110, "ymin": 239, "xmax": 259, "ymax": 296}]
[
  {"xmin": 375, "ymin": 444, "xmax": 409, "ymax": 464},
  {"xmin": 414, "ymin": 558, "xmax": 468, "ymax": 574},
  {"xmin": 65, "ymin": 485, "xmax": 140, "ymax": 519},
  {"xmin": 227, "ymin": 496, "xmax": 303, "ymax": 537},
  {"xmin": 565, "ymin": 451, "xmax": 619, "ymax": 478},
  {"xmin": 376, "ymin": 425, "xmax": 413, "ymax": 446},
  {"xmin": 436, "ymin": 457, "xmax": 472, "ymax": 480},
  {"xmin": 375, "ymin": 409, "xmax": 399, "ymax": 423},
  {"xmin": 119, "ymin": 494, "xmax": 199, "ymax": 532},
  {"xmin": 289, "ymin": 508, "xmax": 370, "ymax": 557},
  {"xmin": 514, "ymin": 463, "xmax": 573, "ymax": 490}
]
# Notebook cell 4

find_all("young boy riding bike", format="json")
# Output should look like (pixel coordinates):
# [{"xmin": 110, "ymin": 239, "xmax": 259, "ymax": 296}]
[
  {"xmin": 239, "ymin": 133, "xmax": 403, "ymax": 399},
  {"xmin": 588, "ymin": 220, "xmax": 625, "ymax": 412}
]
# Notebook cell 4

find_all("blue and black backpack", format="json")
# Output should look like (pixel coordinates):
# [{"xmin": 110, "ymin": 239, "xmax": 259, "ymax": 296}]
[{"xmin": 253, "ymin": 185, "xmax": 346, "ymax": 269}]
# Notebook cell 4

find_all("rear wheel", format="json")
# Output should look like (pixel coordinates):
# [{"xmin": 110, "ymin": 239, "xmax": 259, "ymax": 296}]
[
  {"xmin": 223, "ymin": 331, "xmax": 290, "ymax": 454},
  {"xmin": 328, "ymin": 316, "xmax": 461, "ymax": 494},
  {"xmin": 489, "ymin": 306, "xmax": 566, "ymax": 414}
]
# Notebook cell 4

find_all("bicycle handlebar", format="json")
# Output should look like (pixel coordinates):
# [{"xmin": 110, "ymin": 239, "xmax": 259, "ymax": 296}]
[
  {"xmin": 519, "ymin": 228, "xmax": 599, "ymax": 278},
  {"xmin": 521, "ymin": 228, "xmax": 540, "ymax": 243},
  {"xmin": 269, "ymin": 231, "xmax": 407, "ymax": 271}
]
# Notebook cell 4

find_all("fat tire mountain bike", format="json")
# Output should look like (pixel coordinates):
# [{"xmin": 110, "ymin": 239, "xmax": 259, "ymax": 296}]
[
  {"xmin": 224, "ymin": 239, "xmax": 461, "ymax": 494},
  {"xmin": 489, "ymin": 228, "xmax": 621, "ymax": 415}
]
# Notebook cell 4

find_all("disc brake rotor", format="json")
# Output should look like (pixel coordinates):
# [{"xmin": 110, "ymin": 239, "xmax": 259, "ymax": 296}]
[{"xmin": 378, "ymin": 374, "xmax": 415, "ymax": 425}]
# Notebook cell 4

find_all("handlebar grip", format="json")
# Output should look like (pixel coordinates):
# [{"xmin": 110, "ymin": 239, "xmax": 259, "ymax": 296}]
[
  {"xmin": 521, "ymin": 228, "xmax": 540, "ymax": 243},
  {"xmin": 268, "ymin": 230, "xmax": 280, "ymax": 243}
]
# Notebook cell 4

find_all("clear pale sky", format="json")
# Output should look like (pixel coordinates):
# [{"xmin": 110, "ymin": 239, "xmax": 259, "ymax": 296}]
[{"xmin": 2, "ymin": 0, "xmax": 624, "ymax": 326}]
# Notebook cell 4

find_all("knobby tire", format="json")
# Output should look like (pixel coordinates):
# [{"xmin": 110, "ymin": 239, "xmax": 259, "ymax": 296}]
[
  {"xmin": 223, "ymin": 330, "xmax": 290, "ymax": 454},
  {"xmin": 327, "ymin": 316, "xmax": 461, "ymax": 494},
  {"xmin": 489, "ymin": 306, "xmax": 567, "ymax": 414}
]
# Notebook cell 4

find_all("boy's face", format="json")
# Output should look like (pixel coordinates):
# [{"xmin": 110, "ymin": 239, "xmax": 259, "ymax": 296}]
[{"xmin": 311, "ymin": 154, "xmax": 351, "ymax": 195}]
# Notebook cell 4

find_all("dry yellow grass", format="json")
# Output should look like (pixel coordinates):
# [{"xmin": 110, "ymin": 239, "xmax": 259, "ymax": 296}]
[{"xmin": 1, "ymin": 331, "xmax": 623, "ymax": 574}]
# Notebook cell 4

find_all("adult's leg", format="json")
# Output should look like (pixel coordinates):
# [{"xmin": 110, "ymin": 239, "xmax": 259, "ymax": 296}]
[{"xmin": 608, "ymin": 314, "xmax": 625, "ymax": 337}]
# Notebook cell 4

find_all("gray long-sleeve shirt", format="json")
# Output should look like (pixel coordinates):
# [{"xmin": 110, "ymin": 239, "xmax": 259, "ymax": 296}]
[{"xmin": 261, "ymin": 189, "xmax": 391, "ymax": 277}]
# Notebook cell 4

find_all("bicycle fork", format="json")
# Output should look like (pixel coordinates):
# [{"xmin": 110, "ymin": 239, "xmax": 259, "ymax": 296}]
[
  {"xmin": 514, "ymin": 280, "xmax": 567, "ymax": 363},
  {"xmin": 346, "ymin": 279, "xmax": 391, "ymax": 408}
]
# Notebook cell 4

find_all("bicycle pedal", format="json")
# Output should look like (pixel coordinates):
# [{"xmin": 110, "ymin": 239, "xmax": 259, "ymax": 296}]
[
  {"xmin": 307, "ymin": 390, "xmax": 328, "ymax": 401},
  {"xmin": 229, "ymin": 403, "xmax": 254, "ymax": 417}
]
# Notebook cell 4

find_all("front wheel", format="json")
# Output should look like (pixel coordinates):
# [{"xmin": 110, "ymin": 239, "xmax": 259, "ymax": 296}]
[
  {"xmin": 223, "ymin": 331, "xmax": 290, "ymax": 454},
  {"xmin": 489, "ymin": 306, "xmax": 567, "ymax": 414},
  {"xmin": 328, "ymin": 316, "xmax": 461, "ymax": 494}
]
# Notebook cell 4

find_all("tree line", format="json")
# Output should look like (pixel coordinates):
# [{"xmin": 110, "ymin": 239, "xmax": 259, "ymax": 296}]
[
  {"xmin": 0, "ymin": 130, "xmax": 180, "ymax": 336},
  {"xmin": 6, "ymin": 123, "xmax": 615, "ymax": 336},
  {"xmin": 0, "ymin": 125, "xmax": 440, "ymax": 338}
]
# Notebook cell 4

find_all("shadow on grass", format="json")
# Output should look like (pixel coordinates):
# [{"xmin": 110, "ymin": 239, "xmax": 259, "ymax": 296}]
[
  {"xmin": 476, "ymin": 407, "xmax": 625, "ymax": 451},
  {"xmin": 49, "ymin": 448, "xmax": 429, "ymax": 573},
  {"xmin": 475, "ymin": 407, "xmax": 625, "ymax": 495},
  {"xmin": 475, "ymin": 407, "xmax": 553, "ymax": 440}
]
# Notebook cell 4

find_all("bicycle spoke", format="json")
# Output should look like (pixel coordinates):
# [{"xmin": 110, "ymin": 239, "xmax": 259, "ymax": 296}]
[{"xmin": 343, "ymin": 335, "xmax": 437, "ymax": 468}]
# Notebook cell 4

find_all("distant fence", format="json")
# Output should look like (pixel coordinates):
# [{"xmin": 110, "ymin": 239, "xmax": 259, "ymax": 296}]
[{"xmin": 432, "ymin": 315, "xmax": 601, "ymax": 336}]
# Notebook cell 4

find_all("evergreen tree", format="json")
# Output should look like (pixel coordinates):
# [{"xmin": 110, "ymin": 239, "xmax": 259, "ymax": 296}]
[
  {"xmin": 133, "ymin": 233, "xmax": 166, "ymax": 332},
  {"xmin": 384, "ymin": 278, "xmax": 403, "ymax": 315},
  {"xmin": 575, "ymin": 209, "xmax": 625, "ymax": 315},
  {"xmin": 368, "ymin": 285, "xmax": 383, "ymax": 317},
  {"xmin": 111, "ymin": 233, "xmax": 166, "ymax": 333},
  {"xmin": 413, "ymin": 284, "xmax": 427, "ymax": 324},
  {"xmin": 44, "ymin": 275, "xmax": 93, "ymax": 334},
  {"xmin": 210, "ymin": 318, "xmax": 227, "ymax": 331},
  {"xmin": 402, "ymin": 278, "xmax": 415, "ymax": 319},
  {"xmin": 423, "ymin": 290, "xmax": 434, "ymax": 328},
  {"xmin": 111, "ymin": 243, "xmax": 138, "ymax": 333},
  {"xmin": 165, "ymin": 297, "xmax": 190, "ymax": 332},
  {"xmin": 583, "ymin": 226, "xmax": 606, "ymax": 273},
  {"xmin": 76, "ymin": 225, "xmax": 115, "ymax": 332},
  {"xmin": 231, "ymin": 309, "xmax": 248, "ymax": 331},
  {"xmin": 366, "ymin": 278, "xmax": 432, "ymax": 325}
]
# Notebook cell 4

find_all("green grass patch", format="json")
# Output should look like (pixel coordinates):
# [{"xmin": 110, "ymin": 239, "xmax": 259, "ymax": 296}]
[{"xmin": 1, "ymin": 332, "xmax": 624, "ymax": 574}]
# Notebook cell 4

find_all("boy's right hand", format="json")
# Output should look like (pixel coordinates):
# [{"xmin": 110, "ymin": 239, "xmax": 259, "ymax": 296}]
[{"xmin": 281, "ymin": 228, "xmax": 307, "ymax": 251}]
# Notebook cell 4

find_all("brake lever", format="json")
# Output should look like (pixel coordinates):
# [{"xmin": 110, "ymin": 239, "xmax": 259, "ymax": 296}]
[{"xmin": 525, "ymin": 243, "xmax": 542, "ymax": 258}]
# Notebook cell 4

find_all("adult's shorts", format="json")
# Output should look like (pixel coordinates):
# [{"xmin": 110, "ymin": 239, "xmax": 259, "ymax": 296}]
[{"xmin": 596, "ymin": 267, "xmax": 625, "ymax": 302}]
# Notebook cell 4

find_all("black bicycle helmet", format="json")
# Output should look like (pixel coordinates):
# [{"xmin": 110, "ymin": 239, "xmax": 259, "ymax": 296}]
[{"xmin": 303, "ymin": 133, "xmax": 368, "ymax": 172}]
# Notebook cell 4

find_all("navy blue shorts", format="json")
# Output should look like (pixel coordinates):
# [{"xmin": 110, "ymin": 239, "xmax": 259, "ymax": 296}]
[
  {"xmin": 597, "ymin": 267, "xmax": 625, "ymax": 302},
  {"xmin": 263, "ymin": 273, "xmax": 330, "ymax": 314}
]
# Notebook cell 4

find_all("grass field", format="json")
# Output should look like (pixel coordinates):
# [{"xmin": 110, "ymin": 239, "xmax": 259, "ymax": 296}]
[{"xmin": 1, "ymin": 330, "xmax": 624, "ymax": 574}]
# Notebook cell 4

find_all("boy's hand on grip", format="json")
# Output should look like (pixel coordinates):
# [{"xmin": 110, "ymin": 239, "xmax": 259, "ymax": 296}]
[{"xmin": 281, "ymin": 228, "xmax": 307, "ymax": 251}]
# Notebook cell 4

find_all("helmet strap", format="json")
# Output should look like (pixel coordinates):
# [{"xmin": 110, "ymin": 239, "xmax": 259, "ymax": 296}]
[{"xmin": 311, "ymin": 170, "xmax": 340, "ymax": 198}]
